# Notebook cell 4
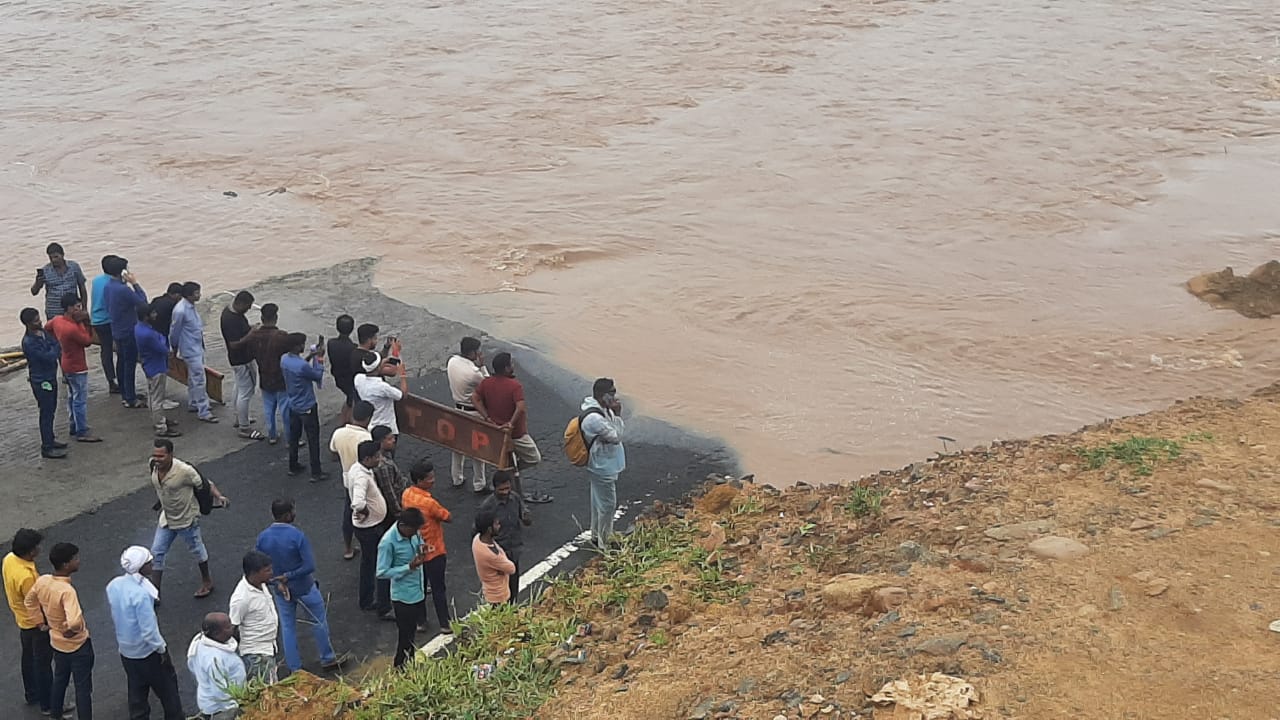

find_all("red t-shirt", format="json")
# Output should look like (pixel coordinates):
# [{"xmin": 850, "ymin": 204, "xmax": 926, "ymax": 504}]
[
  {"xmin": 45, "ymin": 316, "xmax": 93, "ymax": 374},
  {"xmin": 475, "ymin": 375, "xmax": 527, "ymax": 438}
]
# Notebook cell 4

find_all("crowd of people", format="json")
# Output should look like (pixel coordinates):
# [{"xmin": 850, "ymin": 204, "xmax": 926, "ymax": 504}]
[{"xmin": 7, "ymin": 243, "xmax": 630, "ymax": 719}]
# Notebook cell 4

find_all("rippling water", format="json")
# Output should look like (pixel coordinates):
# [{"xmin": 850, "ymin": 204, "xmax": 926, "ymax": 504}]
[{"xmin": 4, "ymin": 0, "xmax": 1279, "ymax": 480}]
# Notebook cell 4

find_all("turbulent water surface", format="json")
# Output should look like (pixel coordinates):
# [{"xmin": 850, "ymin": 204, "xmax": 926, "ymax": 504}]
[{"xmin": 4, "ymin": 0, "xmax": 1280, "ymax": 480}]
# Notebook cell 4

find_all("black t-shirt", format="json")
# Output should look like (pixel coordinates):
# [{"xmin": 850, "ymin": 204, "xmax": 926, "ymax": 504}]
[
  {"xmin": 327, "ymin": 335, "xmax": 357, "ymax": 385},
  {"xmin": 151, "ymin": 295, "xmax": 177, "ymax": 337},
  {"xmin": 219, "ymin": 307, "xmax": 252, "ymax": 366}
]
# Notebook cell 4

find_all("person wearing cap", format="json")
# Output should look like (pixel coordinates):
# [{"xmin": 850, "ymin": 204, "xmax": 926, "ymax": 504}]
[
  {"xmin": 580, "ymin": 378, "xmax": 626, "ymax": 549},
  {"xmin": 31, "ymin": 242, "xmax": 87, "ymax": 328},
  {"xmin": 106, "ymin": 546, "xmax": 184, "ymax": 720},
  {"xmin": 280, "ymin": 332, "xmax": 328, "ymax": 482},
  {"xmin": 446, "ymin": 337, "xmax": 490, "ymax": 491},
  {"xmin": 353, "ymin": 348, "xmax": 406, "ymax": 455}
]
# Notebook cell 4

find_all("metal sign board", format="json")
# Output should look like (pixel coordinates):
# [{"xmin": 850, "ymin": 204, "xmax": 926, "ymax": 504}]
[{"xmin": 395, "ymin": 394, "xmax": 512, "ymax": 468}]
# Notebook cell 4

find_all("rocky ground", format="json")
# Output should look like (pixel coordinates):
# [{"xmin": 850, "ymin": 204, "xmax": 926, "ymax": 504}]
[{"xmin": 243, "ymin": 382, "xmax": 1280, "ymax": 719}]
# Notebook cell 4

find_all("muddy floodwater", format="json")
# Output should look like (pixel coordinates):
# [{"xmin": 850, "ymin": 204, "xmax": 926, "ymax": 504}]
[{"xmin": 3, "ymin": 0, "xmax": 1279, "ymax": 480}]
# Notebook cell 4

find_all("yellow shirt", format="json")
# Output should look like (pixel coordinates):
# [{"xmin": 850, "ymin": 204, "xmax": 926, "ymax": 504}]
[{"xmin": 2, "ymin": 552, "xmax": 40, "ymax": 629}]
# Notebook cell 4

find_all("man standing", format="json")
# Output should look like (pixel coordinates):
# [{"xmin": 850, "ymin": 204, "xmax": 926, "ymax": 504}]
[
  {"xmin": 46, "ymin": 294, "xmax": 101, "ymax": 444},
  {"xmin": 330, "ymin": 400, "xmax": 374, "ymax": 561},
  {"xmin": 478, "ymin": 471, "xmax": 530, "ymax": 604},
  {"xmin": 580, "ymin": 378, "xmax": 626, "ymax": 549},
  {"xmin": 230, "ymin": 303, "xmax": 291, "ymax": 444},
  {"xmin": 168, "ymin": 282, "xmax": 217, "ymax": 423},
  {"xmin": 400, "ymin": 460, "xmax": 454, "ymax": 630},
  {"xmin": 446, "ymin": 337, "xmax": 489, "ymax": 491},
  {"xmin": 348, "ymin": 441, "xmax": 391, "ymax": 619},
  {"xmin": 255, "ymin": 499, "xmax": 348, "ymax": 674},
  {"xmin": 5, "ymin": 529, "xmax": 52, "ymax": 714},
  {"xmin": 105, "ymin": 547, "xmax": 184, "ymax": 720},
  {"xmin": 31, "ymin": 243, "xmax": 87, "ymax": 328},
  {"xmin": 229, "ymin": 551, "xmax": 279, "ymax": 684},
  {"xmin": 220, "ymin": 291, "xmax": 262, "ymax": 439},
  {"xmin": 371, "ymin": 426, "xmax": 406, "ymax": 517},
  {"xmin": 473, "ymin": 352, "xmax": 551, "ymax": 504},
  {"xmin": 186, "ymin": 613, "xmax": 244, "ymax": 720},
  {"xmin": 21, "ymin": 307, "xmax": 66, "ymax": 459},
  {"xmin": 280, "ymin": 332, "xmax": 327, "ymax": 481},
  {"xmin": 471, "ymin": 510, "xmax": 516, "ymax": 605},
  {"xmin": 376, "ymin": 508, "xmax": 428, "ymax": 668},
  {"xmin": 327, "ymin": 315, "xmax": 358, "ymax": 426},
  {"xmin": 104, "ymin": 257, "xmax": 149, "ymax": 409},
  {"xmin": 149, "ymin": 283, "xmax": 183, "ymax": 340},
  {"xmin": 354, "ymin": 350, "xmax": 406, "ymax": 445},
  {"xmin": 88, "ymin": 255, "xmax": 120, "ymax": 394},
  {"xmin": 136, "ymin": 306, "xmax": 182, "ymax": 439},
  {"xmin": 24, "ymin": 542, "xmax": 92, "ymax": 720},
  {"xmin": 148, "ymin": 439, "xmax": 227, "ymax": 599}
]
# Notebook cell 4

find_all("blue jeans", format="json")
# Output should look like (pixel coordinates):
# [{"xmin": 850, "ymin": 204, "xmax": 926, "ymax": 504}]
[
  {"xmin": 31, "ymin": 379, "xmax": 58, "ymax": 451},
  {"xmin": 150, "ymin": 522, "xmax": 209, "ymax": 571},
  {"xmin": 274, "ymin": 583, "xmax": 336, "ymax": 672},
  {"xmin": 589, "ymin": 474, "xmax": 618, "ymax": 546},
  {"xmin": 262, "ymin": 389, "xmax": 287, "ymax": 440},
  {"xmin": 65, "ymin": 372, "xmax": 89, "ymax": 437},
  {"xmin": 115, "ymin": 335, "xmax": 139, "ymax": 405}
]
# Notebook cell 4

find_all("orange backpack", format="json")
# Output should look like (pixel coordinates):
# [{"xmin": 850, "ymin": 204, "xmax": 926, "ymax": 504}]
[{"xmin": 563, "ymin": 408, "xmax": 605, "ymax": 466}]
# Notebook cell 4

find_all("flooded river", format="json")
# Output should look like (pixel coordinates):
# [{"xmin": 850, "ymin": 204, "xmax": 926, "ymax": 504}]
[{"xmin": 3, "ymin": 0, "xmax": 1279, "ymax": 481}]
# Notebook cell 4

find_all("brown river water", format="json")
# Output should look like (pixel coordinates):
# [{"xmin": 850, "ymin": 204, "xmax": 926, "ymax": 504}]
[{"xmin": 3, "ymin": 0, "xmax": 1280, "ymax": 482}]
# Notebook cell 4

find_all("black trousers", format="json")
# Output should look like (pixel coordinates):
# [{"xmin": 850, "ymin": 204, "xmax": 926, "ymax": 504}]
[
  {"xmin": 51, "ymin": 637, "xmax": 94, "ymax": 720},
  {"xmin": 354, "ymin": 523, "xmax": 391, "ymax": 612},
  {"xmin": 288, "ymin": 405, "xmax": 322, "ymax": 476},
  {"xmin": 423, "ymin": 555, "xmax": 451, "ymax": 629},
  {"xmin": 20, "ymin": 626, "xmax": 53, "ymax": 709},
  {"xmin": 121, "ymin": 650, "xmax": 184, "ymax": 720},
  {"xmin": 507, "ymin": 553, "xmax": 521, "ymax": 605},
  {"xmin": 392, "ymin": 600, "xmax": 425, "ymax": 668}
]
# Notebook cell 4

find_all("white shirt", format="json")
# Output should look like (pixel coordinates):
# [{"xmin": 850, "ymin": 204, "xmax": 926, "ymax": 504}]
[
  {"xmin": 354, "ymin": 374, "xmax": 403, "ymax": 434},
  {"xmin": 447, "ymin": 354, "xmax": 488, "ymax": 406},
  {"xmin": 346, "ymin": 462, "xmax": 387, "ymax": 529},
  {"xmin": 228, "ymin": 576, "xmax": 278, "ymax": 657},
  {"xmin": 329, "ymin": 424, "xmax": 372, "ymax": 483}
]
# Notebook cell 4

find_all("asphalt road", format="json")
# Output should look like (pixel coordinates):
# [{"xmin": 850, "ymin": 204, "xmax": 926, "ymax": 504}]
[{"xmin": 1, "ymin": 365, "xmax": 731, "ymax": 718}]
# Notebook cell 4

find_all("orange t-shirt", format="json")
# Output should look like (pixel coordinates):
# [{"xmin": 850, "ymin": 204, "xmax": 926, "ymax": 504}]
[{"xmin": 401, "ymin": 486, "xmax": 451, "ymax": 561}]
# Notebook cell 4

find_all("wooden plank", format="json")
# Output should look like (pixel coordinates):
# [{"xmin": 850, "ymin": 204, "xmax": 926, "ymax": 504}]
[
  {"xmin": 395, "ymin": 393, "xmax": 513, "ymax": 469},
  {"xmin": 166, "ymin": 354, "xmax": 226, "ymax": 404}
]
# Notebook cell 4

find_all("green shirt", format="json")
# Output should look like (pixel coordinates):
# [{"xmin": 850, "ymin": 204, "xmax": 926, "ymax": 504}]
[{"xmin": 375, "ymin": 525, "xmax": 424, "ymax": 604}]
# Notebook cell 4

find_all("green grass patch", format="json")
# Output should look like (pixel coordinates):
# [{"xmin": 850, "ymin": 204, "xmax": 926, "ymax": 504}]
[
  {"xmin": 1077, "ymin": 436, "xmax": 1183, "ymax": 476},
  {"xmin": 731, "ymin": 496, "xmax": 765, "ymax": 516},
  {"xmin": 843, "ymin": 486, "xmax": 887, "ymax": 517}
]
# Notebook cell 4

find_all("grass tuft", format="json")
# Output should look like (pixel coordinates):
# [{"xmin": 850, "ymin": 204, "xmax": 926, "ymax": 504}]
[{"xmin": 1077, "ymin": 436, "xmax": 1183, "ymax": 476}]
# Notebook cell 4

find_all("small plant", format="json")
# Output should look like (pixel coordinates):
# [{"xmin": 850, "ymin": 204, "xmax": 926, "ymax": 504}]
[
  {"xmin": 649, "ymin": 629, "xmax": 669, "ymax": 647},
  {"xmin": 1077, "ymin": 436, "xmax": 1183, "ymax": 476},
  {"xmin": 1183, "ymin": 431, "xmax": 1214, "ymax": 443},
  {"xmin": 731, "ymin": 496, "xmax": 764, "ymax": 516},
  {"xmin": 797, "ymin": 522, "xmax": 818, "ymax": 537},
  {"xmin": 843, "ymin": 486, "xmax": 887, "ymax": 517}
]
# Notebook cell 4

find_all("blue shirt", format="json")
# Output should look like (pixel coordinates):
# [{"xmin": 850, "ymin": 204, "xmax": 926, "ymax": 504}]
[
  {"xmin": 376, "ymin": 525, "xmax": 425, "ymax": 603},
  {"xmin": 22, "ymin": 330, "xmax": 61, "ymax": 383},
  {"xmin": 255, "ymin": 523, "xmax": 318, "ymax": 600},
  {"xmin": 105, "ymin": 575, "xmax": 165, "ymax": 659},
  {"xmin": 168, "ymin": 299, "xmax": 204, "ymax": 359},
  {"xmin": 134, "ymin": 322, "xmax": 170, "ymax": 378},
  {"xmin": 90, "ymin": 274, "xmax": 113, "ymax": 325},
  {"xmin": 280, "ymin": 353, "xmax": 323, "ymax": 413},
  {"xmin": 105, "ymin": 279, "xmax": 148, "ymax": 340}
]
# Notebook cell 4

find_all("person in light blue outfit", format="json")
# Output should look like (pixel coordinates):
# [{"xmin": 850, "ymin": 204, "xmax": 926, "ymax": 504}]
[
  {"xmin": 168, "ymin": 282, "xmax": 216, "ymax": 422},
  {"xmin": 580, "ymin": 378, "xmax": 626, "ymax": 549},
  {"xmin": 186, "ymin": 613, "xmax": 244, "ymax": 720},
  {"xmin": 105, "ymin": 546, "xmax": 184, "ymax": 720},
  {"xmin": 88, "ymin": 255, "xmax": 121, "ymax": 393},
  {"xmin": 376, "ymin": 508, "xmax": 428, "ymax": 668}
]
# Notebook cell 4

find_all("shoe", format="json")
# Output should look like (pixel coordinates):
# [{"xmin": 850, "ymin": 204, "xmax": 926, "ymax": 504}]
[
  {"xmin": 108, "ymin": 383, "xmax": 120, "ymax": 394},
  {"xmin": 41, "ymin": 448, "xmax": 68, "ymax": 459},
  {"xmin": 298, "ymin": 437, "xmax": 307, "ymax": 448},
  {"xmin": 74, "ymin": 435, "xmax": 103, "ymax": 443},
  {"xmin": 160, "ymin": 400, "xmax": 180, "ymax": 411},
  {"xmin": 320, "ymin": 651, "xmax": 351, "ymax": 671},
  {"xmin": 268, "ymin": 436, "xmax": 278, "ymax": 445},
  {"xmin": 474, "ymin": 487, "xmax": 492, "ymax": 496},
  {"xmin": 198, "ymin": 415, "xmax": 220, "ymax": 424},
  {"xmin": 155, "ymin": 429, "xmax": 183, "ymax": 438},
  {"xmin": 122, "ymin": 400, "xmax": 147, "ymax": 409},
  {"xmin": 50, "ymin": 440, "xmax": 68, "ymax": 449},
  {"xmin": 287, "ymin": 465, "xmax": 304, "ymax": 477},
  {"xmin": 309, "ymin": 472, "xmax": 330, "ymax": 484},
  {"xmin": 377, "ymin": 610, "xmax": 396, "ymax": 622}
]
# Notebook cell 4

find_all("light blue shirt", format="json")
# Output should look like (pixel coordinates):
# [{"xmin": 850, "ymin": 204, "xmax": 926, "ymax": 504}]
[
  {"xmin": 376, "ymin": 525, "xmax": 425, "ymax": 603},
  {"xmin": 105, "ymin": 575, "xmax": 165, "ymax": 660},
  {"xmin": 168, "ymin": 298, "xmax": 204, "ymax": 359},
  {"xmin": 90, "ymin": 273, "xmax": 112, "ymax": 325},
  {"xmin": 187, "ymin": 632, "xmax": 246, "ymax": 715},
  {"xmin": 281, "ymin": 353, "xmax": 324, "ymax": 413},
  {"xmin": 581, "ymin": 397, "xmax": 626, "ymax": 478}
]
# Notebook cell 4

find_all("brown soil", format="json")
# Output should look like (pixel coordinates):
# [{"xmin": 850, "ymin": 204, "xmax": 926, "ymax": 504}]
[
  {"xmin": 542, "ymin": 386, "xmax": 1280, "ymax": 719},
  {"xmin": 1187, "ymin": 260, "xmax": 1280, "ymax": 318}
]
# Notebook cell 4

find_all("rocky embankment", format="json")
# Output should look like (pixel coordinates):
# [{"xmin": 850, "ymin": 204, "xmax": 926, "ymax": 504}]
[{"xmin": 243, "ymin": 384, "xmax": 1280, "ymax": 719}]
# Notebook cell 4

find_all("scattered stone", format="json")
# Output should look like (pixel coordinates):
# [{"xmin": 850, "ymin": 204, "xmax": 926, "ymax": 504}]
[
  {"xmin": 913, "ymin": 633, "xmax": 969, "ymax": 657},
  {"xmin": 980, "ymin": 647, "xmax": 1004, "ymax": 663},
  {"xmin": 985, "ymin": 519, "xmax": 1056, "ymax": 541},
  {"xmin": 688, "ymin": 698, "xmax": 717, "ymax": 719},
  {"xmin": 869, "ymin": 587, "xmax": 910, "ymax": 614},
  {"xmin": 611, "ymin": 663, "xmax": 629, "ymax": 680},
  {"xmin": 698, "ymin": 525, "xmax": 727, "ymax": 553},
  {"xmin": 636, "ymin": 614, "xmax": 656, "ymax": 628},
  {"xmin": 733, "ymin": 624, "xmax": 756, "ymax": 639},
  {"xmin": 834, "ymin": 670, "xmax": 852, "ymax": 685},
  {"xmin": 1195, "ymin": 478, "xmax": 1237, "ymax": 492},
  {"xmin": 808, "ymin": 694, "xmax": 825, "ymax": 704},
  {"xmin": 971, "ymin": 610, "xmax": 1000, "ymax": 625},
  {"xmin": 1028, "ymin": 536, "xmax": 1090, "ymax": 560},
  {"xmin": 897, "ymin": 541, "xmax": 925, "ymax": 561},
  {"xmin": 1145, "ymin": 528, "xmax": 1178, "ymax": 540},
  {"xmin": 821, "ymin": 574, "xmax": 881, "ymax": 611},
  {"xmin": 890, "ymin": 562, "xmax": 913, "ymax": 576},
  {"xmin": 954, "ymin": 551, "xmax": 996, "ymax": 573},
  {"xmin": 762, "ymin": 630, "xmax": 789, "ymax": 647},
  {"xmin": 222, "ymin": 190, "xmax": 238, "ymax": 197},
  {"xmin": 898, "ymin": 625, "xmax": 919, "ymax": 638},
  {"xmin": 643, "ymin": 590, "xmax": 670, "ymax": 610},
  {"xmin": 736, "ymin": 677, "xmax": 757, "ymax": 695},
  {"xmin": 1108, "ymin": 587, "xmax": 1126, "ymax": 611},
  {"xmin": 1128, "ymin": 519, "xmax": 1155, "ymax": 531},
  {"xmin": 667, "ymin": 604, "xmax": 693, "ymax": 625},
  {"xmin": 1190, "ymin": 517, "xmax": 1215, "ymax": 528},
  {"xmin": 805, "ymin": 498, "xmax": 822, "ymax": 513},
  {"xmin": 698, "ymin": 485, "xmax": 740, "ymax": 514},
  {"xmin": 1058, "ymin": 464, "xmax": 1075, "ymax": 473},
  {"xmin": 873, "ymin": 610, "xmax": 901, "ymax": 630},
  {"xmin": 1145, "ymin": 580, "xmax": 1170, "ymax": 597}
]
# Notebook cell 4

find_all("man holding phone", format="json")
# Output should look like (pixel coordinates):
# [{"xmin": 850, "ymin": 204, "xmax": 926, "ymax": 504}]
[
  {"xmin": 31, "ymin": 243, "xmax": 87, "ymax": 327},
  {"xmin": 280, "ymin": 333, "xmax": 328, "ymax": 482},
  {"xmin": 353, "ymin": 344, "xmax": 407, "ymax": 455}
]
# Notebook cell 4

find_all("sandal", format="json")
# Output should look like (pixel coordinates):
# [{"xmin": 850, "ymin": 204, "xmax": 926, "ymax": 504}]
[
  {"xmin": 75, "ymin": 436, "xmax": 103, "ymax": 443},
  {"xmin": 198, "ymin": 415, "xmax": 220, "ymax": 424},
  {"xmin": 239, "ymin": 429, "xmax": 266, "ymax": 440},
  {"xmin": 193, "ymin": 586, "xmax": 215, "ymax": 599},
  {"xmin": 122, "ymin": 400, "xmax": 147, "ymax": 409},
  {"xmin": 343, "ymin": 548, "xmax": 358, "ymax": 561},
  {"xmin": 523, "ymin": 491, "xmax": 554, "ymax": 504},
  {"xmin": 155, "ymin": 429, "xmax": 183, "ymax": 438}
]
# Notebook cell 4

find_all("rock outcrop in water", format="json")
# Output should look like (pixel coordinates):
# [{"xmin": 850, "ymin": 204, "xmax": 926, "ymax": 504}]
[{"xmin": 1187, "ymin": 260, "xmax": 1280, "ymax": 318}]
